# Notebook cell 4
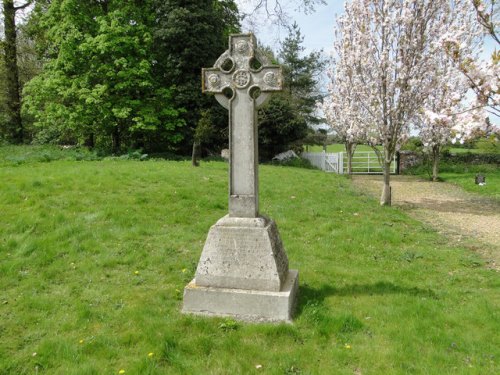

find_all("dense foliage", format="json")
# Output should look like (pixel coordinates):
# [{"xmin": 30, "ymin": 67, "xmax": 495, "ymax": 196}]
[
  {"xmin": 258, "ymin": 24, "xmax": 325, "ymax": 160},
  {"xmin": 14, "ymin": 0, "xmax": 240, "ymax": 153},
  {"xmin": 1, "ymin": 0, "xmax": 321, "ymax": 157}
]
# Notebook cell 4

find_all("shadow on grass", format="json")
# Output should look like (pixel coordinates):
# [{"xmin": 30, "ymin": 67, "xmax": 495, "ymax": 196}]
[{"xmin": 296, "ymin": 281, "xmax": 437, "ymax": 317}]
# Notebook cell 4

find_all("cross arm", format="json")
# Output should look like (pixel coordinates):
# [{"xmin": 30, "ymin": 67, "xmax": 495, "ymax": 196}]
[
  {"xmin": 202, "ymin": 68, "xmax": 232, "ymax": 95},
  {"xmin": 251, "ymin": 65, "xmax": 283, "ymax": 108}
]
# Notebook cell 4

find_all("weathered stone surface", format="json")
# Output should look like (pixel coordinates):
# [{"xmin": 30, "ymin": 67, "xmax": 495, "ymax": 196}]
[
  {"xmin": 398, "ymin": 150, "xmax": 423, "ymax": 174},
  {"xmin": 202, "ymin": 34, "xmax": 282, "ymax": 218},
  {"xmin": 182, "ymin": 33, "xmax": 299, "ymax": 323},
  {"xmin": 183, "ymin": 270, "xmax": 299, "ymax": 323},
  {"xmin": 195, "ymin": 215, "xmax": 289, "ymax": 292}
]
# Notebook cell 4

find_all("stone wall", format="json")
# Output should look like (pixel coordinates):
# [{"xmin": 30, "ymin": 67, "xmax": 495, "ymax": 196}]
[{"xmin": 398, "ymin": 151, "xmax": 423, "ymax": 174}]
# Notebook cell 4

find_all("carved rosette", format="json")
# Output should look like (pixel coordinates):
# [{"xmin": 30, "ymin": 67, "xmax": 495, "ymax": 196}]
[
  {"xmin": 208, "ymin": 74, "xmax": 221, "ymax": 90},
  {"xmin": 232, "ymin": 69, "xmax": 251, "ymax": 89},
  {"xmin": 263, "ymin": 72, "xmax": 278, "ymax": 88},
  {"xmin": 235, "ymin": 40, "xmax": 249, "ymax": 55}
]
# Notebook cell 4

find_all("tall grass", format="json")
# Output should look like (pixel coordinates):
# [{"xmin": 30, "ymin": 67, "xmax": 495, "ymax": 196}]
[{"xmin": 0, "ymin": 147, "xmax": 498, "ymax": 374}]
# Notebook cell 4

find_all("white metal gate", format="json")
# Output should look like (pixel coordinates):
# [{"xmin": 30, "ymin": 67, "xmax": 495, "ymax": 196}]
[
  {"xmin": 347, "ymin": 152, "xmax": 396, "ymax": 174},
  {"xmin": 301, "ymin": 151, "xmax": 396, "ymax": 175}
]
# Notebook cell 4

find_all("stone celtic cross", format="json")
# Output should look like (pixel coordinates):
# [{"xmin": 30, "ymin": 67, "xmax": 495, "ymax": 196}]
[
  {"xmin": 182, "ymin": 34, "xmax": 297, "ymax": 322},
  {"xmin": 202, "ymin": 34, "xmax": 283, "ymax": 218}
]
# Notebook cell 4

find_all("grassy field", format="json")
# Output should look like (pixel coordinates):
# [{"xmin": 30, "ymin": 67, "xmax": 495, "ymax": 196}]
[
  {"xmin": 447, "ymin": 148, "xmax": 482, "ymax": 154},
  {"xmin": 406, "ymin": 159, "xmax": 499, "ymax": 201},
  {"xmin": 1, "ymin": 146, "xmax": 499, "ymax": 374},
  {"xmin": 440, "ymin": 169, "xmax": 500, "ymax": 200}
]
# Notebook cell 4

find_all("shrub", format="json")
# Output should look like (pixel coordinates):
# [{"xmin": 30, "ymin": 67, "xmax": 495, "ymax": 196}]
[{"xmin": 442, "ymin": 152, "xmax": 500, "ymax": 165}]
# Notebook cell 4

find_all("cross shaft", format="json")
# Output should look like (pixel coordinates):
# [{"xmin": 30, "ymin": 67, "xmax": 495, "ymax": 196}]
[{"xmin": 202, "ymin": 34, "xmax": 283, "ymax": 218}]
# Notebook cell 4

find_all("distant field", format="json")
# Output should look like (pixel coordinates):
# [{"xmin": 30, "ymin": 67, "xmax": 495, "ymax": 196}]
[
  {"xmin": 447, "ymin": 147, "xmax": 482, "ymax": 154},
  {"xmin": 440, "ymin": 170, "xmax": 500, "ymax": 200},
  {"xmin": 306, "ymin": 145, "xmax": 494, "ymax": 155},
  {"xmin": 306, "ymin": 144, "xmax": 376, "ymax": 153},
  {"xmin": 1, "ymin": 145, "xmax": 498, "ymax": 374}
]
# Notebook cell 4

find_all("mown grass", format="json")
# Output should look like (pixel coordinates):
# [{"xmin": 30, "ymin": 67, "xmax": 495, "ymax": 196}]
[
  {"xmin": 440, "ymin": 169, "xmax": 500, "ymax": 200},
  {"xmin": 447, "ymin": 147, "xmax": 489, "ymax": 154},
  {"xmin": 0, "ymin": 146, "xmax": 499, "ymax": 374},
  {"xmin": 406, "ymin": 160, "xmax": 499, "ymax": 201},
  {"xmin": 0, "ymin": 145, "xmax": 102, "ymax": 165}
]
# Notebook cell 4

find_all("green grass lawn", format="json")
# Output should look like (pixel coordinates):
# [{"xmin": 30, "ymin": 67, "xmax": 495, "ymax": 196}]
[
  {"xmin": 447, "ymin": 148, "xmax": 486, "ymax": 154},
  {"xmin": 440, "ymin": 170, "xmax": 500, "ymax": 200},
  {"xmin": 1, "ymin": 147, "xmax": 499, "ymax": 374}
]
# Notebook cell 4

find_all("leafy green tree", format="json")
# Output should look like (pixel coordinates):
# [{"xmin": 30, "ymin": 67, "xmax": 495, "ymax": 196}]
[
  {"xmin": 0, "ymin": 44, "xmax": 7, "ymax": 137},
  {"xmin": 23, "ymin": 0, "xmax": 239, "ymax": 153},
  {"xmin": 278, "ymin": 22, "xmax": 325, "ymax": 126},
  {"xmin": 23, "ymin": 0, "xmax": 185, "ymax": 152},
  {"xmin": 257, "ymin": 24, "xmax": 325, "ymax": 160},
  {"xmin": 1, "ymin": 0, "xmax": 33, "ymax": 143},
  {"xmin": 258, "ymin": 93, "xmax": 310, "ymax": 160},
  {"xmin": 152, "ymin": 0, "xmax": 240, "ymax": 154}
]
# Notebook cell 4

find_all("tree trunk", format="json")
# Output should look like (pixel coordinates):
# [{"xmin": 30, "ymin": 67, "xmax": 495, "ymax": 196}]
[
  {"xmin": 3, "ymin": 0, "xmax": 23, "ymax": 143},
  {"xmin": 380, "ymin": 159, "xmax": 392, "ymax": 206},
  {"xmin": 111, "ymin": 127, "xmax": 120, "ymax": 154},
  {"xmin": 191, "ymin": 141, "xmax": 200, "ymax": 167},
  {"xmin": 84, "ymin": 133, "xmax": 95, "ymax": 149},
  {"xmin": 345, "ymin": 142, "xmax": 356, "ymax": 175},
  {"xmin": 432, "ymin": 145, "xmax": 440, "ymax": 182}
]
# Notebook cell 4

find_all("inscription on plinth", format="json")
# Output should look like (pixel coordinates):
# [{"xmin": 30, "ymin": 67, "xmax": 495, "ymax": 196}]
[{"xmin": 195, "ymin": 216, "xmax": 289, "ymax": 292}]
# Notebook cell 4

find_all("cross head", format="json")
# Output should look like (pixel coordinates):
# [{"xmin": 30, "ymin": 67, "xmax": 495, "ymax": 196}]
[{"xmin": 202, "ymin": 34, "xmax": 283, "ymax": 218}]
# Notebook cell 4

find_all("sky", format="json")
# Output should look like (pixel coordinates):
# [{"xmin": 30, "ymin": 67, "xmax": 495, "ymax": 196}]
[
  {"xmin": 236, "ymin": 0, "xmax": 498, "ymax": 127},
  {"xmin": 237, "ymin": 1, "xmax": 344, "ymax": 56},
  {"xmin": 234, "ymin": 1, "xmax": 345, "ymax": 127}
]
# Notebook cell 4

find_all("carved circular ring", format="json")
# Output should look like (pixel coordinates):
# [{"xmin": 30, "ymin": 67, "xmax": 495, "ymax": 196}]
[
  {"xmin": 235, "ymin": 40, "xmax": 249, "ymax": 54},
  {"xmin": 208, "ymin": 74, "xmax": 221, "ymax": 89},
  {"xmin": 264, "ymin": 71, "xmax": 278, "ymax": 87},
  {"xmin": 232, "ymin": 69, "xmax": 251, "ymax": 89}
]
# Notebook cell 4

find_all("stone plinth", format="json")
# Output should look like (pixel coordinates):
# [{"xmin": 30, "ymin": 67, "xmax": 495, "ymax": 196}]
[
  {"xmin": 183, "ymin": 270, "xmax": 298, "ymax": 323},
  {"xmin": 195, "ymin": 216, "xmax": 288, "ymax": 291},
  {"xmin": 182, "ymin": 216, "xmax": 298, "ymax": 322}
]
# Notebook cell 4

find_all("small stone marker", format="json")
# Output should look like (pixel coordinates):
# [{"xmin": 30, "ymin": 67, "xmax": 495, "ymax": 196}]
[
  {"xmin": 475, "ymin": 174, "xmax": 486, "ymax": 185},
  {"xmin": 182, "ymin": 34, "xmax": 299, "ymax": 322}
]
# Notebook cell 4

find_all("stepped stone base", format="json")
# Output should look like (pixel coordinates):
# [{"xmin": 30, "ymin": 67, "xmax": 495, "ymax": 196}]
[
  {"xmin": 182, "ymin": 215, "xmax": 299, "ymax": 323},
  {"xmin": 182, "ymin": 270, "xmax": 299, "ymax": 323}
]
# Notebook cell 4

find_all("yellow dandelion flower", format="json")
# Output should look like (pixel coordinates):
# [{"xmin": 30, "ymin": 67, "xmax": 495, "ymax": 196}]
[
  {"xmin": 79, "ymin": 339, "xmax": 84, "ymax": 344},
  {"xmin": 148, "ymin": 352, "xmax": 154, "ymax": 358},
  {"xmin": 345, "ymin": 344, "xmax": 352, "ymax": 349},
  {"xmin": 118, "ymin": 370, "xmax": 125, "ymax": 374},
  {"xmin": 182, "ymin": 268, "xmax": 187, "ymax": 273},
  {"xmin": 134, "ymin": 270, "xmax": 139, "ymax": 275}
]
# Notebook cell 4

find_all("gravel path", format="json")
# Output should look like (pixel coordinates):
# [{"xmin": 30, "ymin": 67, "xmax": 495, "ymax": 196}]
[{"xmin": 351, "ymin": 175, "xmax": 500, "ymax": 270}]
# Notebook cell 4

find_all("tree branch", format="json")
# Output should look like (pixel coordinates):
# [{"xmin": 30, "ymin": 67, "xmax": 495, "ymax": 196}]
[{"xmin": 13, "ymin": 1, "xmax": 33, "ymax": 11}]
